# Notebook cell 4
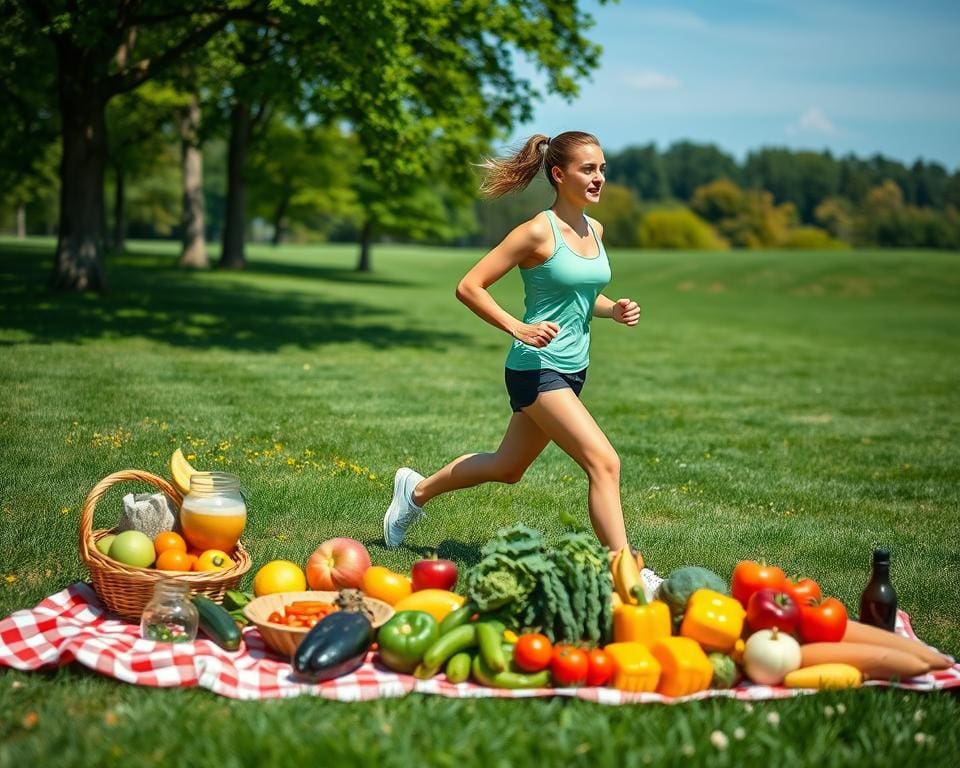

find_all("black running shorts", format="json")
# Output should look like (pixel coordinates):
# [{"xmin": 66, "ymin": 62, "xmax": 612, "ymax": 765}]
[{"xmin": 504, "ymin": 367, "xmax": 587, "ymax": 413}]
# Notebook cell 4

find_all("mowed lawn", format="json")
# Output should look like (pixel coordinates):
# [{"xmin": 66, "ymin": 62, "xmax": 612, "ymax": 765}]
[{"xmin": 1, "ymin": 237, "xmax": 958, "ymax": 766}]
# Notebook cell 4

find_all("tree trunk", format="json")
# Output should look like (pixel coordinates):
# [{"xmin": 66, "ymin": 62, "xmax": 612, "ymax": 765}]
[
  {"xmin": 50, "ymin": 52, "xmax": 109, "ymax": 292},
  {"xmin": 112, "ymin": 163, "xmax": 126, "ymax": 252},
  {"xmin": 15, "ymin": 205, "xmax": 26, "ymax": 238},
  {"xmin": 178, "ymin": 94, "xmax": 208, "ymax": 268},
  {"xmin": 357, "ymin": 219, "xmax": 373, "ymax": 272},
  {"xmin": 219, "ymin": 101, "xmax": 252, "ymax": 269},
  {"xmin": 271, "ymin": 192, "xmax": 290, "ymax": 246}
]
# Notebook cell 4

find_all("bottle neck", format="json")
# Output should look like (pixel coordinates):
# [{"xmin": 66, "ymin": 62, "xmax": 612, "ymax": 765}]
[
  {"xmin": 154, "ymin": 580, "xmax": 191, "ymax": 599},
  {"xmin": 871, "ymin": 562, "xmax": 890, "ymax": 579}
]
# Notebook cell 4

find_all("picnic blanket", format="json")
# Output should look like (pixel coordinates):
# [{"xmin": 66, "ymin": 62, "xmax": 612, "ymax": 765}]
[{"xmin": 1, "ymin": 583, "xmax": 958, "ymax": 703}]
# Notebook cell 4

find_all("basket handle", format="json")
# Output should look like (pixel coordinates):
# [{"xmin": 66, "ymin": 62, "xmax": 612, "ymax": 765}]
[{"xmin": 79, "ymin": 470, "xmax": 184, "ymax": 559}]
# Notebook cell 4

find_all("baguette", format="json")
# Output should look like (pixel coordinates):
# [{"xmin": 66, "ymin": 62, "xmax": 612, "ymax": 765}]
[
  {"xmin": 800, "ymin": 642, "xmax": 929, "ymax": 680},
  {"xmin": 843, "ymin": 620, "xmax": 953, "ymax": 670}
]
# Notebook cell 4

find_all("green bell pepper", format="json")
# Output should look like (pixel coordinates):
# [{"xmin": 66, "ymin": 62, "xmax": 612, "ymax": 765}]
[{"xmin": 377, "ymin": 610, "xmax": 439, "ymax": 674}]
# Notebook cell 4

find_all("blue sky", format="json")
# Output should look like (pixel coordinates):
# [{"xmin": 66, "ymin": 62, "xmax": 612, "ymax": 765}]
[{"xmin": 512, "ymin": 0, "xmax": 960, "ymax": 170}]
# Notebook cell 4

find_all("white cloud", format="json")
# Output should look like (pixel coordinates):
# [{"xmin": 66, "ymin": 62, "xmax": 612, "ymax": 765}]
[
  {"xmin": 787, "ymin": 107, "xmax": 839, "ymax": 136},
  {"xmin": 622, "ymin": 70, "xmax": 682, "ymax": 91}
]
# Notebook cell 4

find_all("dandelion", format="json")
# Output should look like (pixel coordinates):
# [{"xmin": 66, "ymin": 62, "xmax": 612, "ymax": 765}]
[
  {"xmin": 710, "ymin": 731, "xmax": 729, "ymax": 750},
  {"xmin": 303, "ymin": 364, "xmax": 312, "ymax": 370},
  {"xmin": 836, "ymin": 703, "xmax": 846, "ymax": 714},
  {"xmin": 21, "ymin": 712, "xmax": 38, "ymax": 729},
  {"xmin": 913, "ymin": 709, "xmax": 925, "ymax": 722},
  {"xmin": 733, "ymin": 727, "xmax": 746, "ymax": 741},
  {"xmin": 743, "ymin": 702, "xmax": 754, "ymax": 713},
  {"xmin": 823, "ymin": 705, "xmax": 835, "ymax": 718},
  {"xmin": 103, "ymin": 711, "xmax": 119, "ymax": 726},
  {"xmin": 680, "ymin": 744, "xmax": 695, "ymax": 757},
  {"xmin": 766, "ymin": 711, "xmax": 780, "ymax": 726},
  {"xmin": 61, "ymin": 506, "xmax": 72, "ymax": 516},
  {"xmin": 187, "ymin": 453, "xmax": 196, "ymax": 461},
  {"xmin": 4, "ymin": 575, "xmax": 16, "ymax": 584},
  {"xmin": 914, "ymin": 733, "xmax": 927, "ymax": 745}
]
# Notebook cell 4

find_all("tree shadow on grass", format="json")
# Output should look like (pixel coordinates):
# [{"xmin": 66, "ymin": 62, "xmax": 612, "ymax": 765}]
[
  {"xmin": 363, "ymin": 538, "xmax": 483, "ymax": 568},
  {"xmin": 0, "ymin": 244, "xmax": 468, "ymax": 352},
  {"xmin": 242, "ymin": 258, "xmax": 421, "ymax": 288}
]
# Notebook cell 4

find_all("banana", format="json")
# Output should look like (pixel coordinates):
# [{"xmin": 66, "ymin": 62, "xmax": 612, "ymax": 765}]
[
  {"xmin": 170, "ymin": 447, "xmax": 198, "ymax": 495},
  {"xmin": 614, "ymin": 546, "xmax": 643, "ymax": 605}
]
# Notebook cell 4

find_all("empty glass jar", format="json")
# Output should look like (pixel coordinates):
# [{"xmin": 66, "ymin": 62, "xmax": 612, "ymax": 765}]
[{"xmin": 140, "ymin": 579, "xmax": 198, "ymax": 643}]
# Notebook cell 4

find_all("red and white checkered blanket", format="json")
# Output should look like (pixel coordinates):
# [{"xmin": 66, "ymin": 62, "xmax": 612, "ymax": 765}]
[{"xmin": 1, "ymin": 583, "xmax": 957, "ymax": 703}]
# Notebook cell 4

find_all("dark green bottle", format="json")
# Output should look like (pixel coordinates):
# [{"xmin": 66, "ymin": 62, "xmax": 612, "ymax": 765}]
[{"xmin": 858, "ymin": 548, "xmax": 897, "ymax": 631}]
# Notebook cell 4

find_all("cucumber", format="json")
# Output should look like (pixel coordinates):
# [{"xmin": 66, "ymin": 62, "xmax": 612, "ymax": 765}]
[
  {"xmin": 193, "ymin": 595, "xmax": 243, "ymax": 651},
  {"xmin": 476, "ymin": 622, "xmax": 506, "ymax": 673},
  {"xmin": 414, "ymin": 624, "xmax": 478, "ymax": 679},
  {"xmin": 445, "ymin": 652, "xmax": 473, "ymax": 684},
  {"xmin": 438, "ymin": 602, "xmax": 476, "ymax": 635}
]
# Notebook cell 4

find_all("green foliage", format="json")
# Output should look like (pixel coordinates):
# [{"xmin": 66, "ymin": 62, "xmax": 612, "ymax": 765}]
[
  {"xmin": 637, "ymin": 207, "xmax": 727, "ymax": 250},
  {"xmin": 691, "ymin": 179, "xmax": 797, "ymax": 248},
  {"xmin": 780, "ymin": 226, "xmax": 846, "ymax": 250},
  {"xmin": 605, "ymin": 143, "xmax": 669, "ymax": 201},
  {"xmin": 662, "ymin": 141, "xmax": 741, "ymax": 201}
]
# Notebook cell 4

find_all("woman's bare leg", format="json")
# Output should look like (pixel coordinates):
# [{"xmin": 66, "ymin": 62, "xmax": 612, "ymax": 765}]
[
  {"xmin": 521, "ymin": 388, "xmax": 629, "ymax": 551},
  {"xmin": 412, "ymin": 411, "xmax": 551, "ymax": 506}
]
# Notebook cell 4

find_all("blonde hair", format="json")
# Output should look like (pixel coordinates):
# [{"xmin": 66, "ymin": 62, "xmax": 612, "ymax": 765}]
[{"xmin": 479, "ymin": 131, "xmax": 601, "ymax": 198}]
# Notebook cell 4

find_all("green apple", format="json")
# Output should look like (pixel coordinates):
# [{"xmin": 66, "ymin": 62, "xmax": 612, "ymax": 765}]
[
  {"xmin": 95, "ymin": 534, "xmax": 117, "ymax": 556},
  {"xmin": 108, "ymin": 530, "xmax": 156, "ymax": 568}
]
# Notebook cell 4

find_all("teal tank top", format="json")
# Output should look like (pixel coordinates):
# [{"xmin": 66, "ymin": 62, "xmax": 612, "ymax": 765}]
[{"xmin": 505, "ymin": 210, "xmax": 611, "ymax": 373}]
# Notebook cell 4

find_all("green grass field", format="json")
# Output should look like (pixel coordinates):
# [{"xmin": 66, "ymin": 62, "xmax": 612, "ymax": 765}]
[{"xmin": 1, "ymin": 237, "xmax": 958, "ymax": 766}]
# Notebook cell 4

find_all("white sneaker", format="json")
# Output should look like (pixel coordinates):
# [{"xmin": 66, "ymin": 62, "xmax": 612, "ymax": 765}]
[{"xmin": 383, "ymin": 467, "xmax": 425, "ymax": 548}]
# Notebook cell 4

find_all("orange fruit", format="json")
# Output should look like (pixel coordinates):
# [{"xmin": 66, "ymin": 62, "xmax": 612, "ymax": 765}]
[
  {"xmin": 155, "ymin": 549, "xmax": 192, "ymax": 572},
  {"xmin": 361, "ymin": 565, "xmax": 413, "ymax": 605},
  {"xmin": 154, "ymin": 531, "xmax": 187, "ymax": 555},
  {"xmin": 185, "ymin": 552, "xmax": 200, "ymax": 571},
  {"xmin": 253, "ymin": 560, "xmax": 307, "ymax": 596}
]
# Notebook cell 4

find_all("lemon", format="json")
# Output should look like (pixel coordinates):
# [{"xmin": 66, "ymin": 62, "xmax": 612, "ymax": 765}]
[{"xmin": 254, "ymin": 560, "xmax": 307, "ymax": 597}]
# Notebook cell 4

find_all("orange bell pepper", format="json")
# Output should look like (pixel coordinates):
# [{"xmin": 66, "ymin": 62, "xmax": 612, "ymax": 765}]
[
  {"xmin": 603, "ymin": 643, "xmax": 662, "ymax": 693},
  {"xmin": 651, "ymin": 636, "xmax": 714, "ymax": 697},
  {"xmin": 613, "ymin": 596, "xmax": 672, "ymax": 647},
  {"xmin": 679, "ymin": 589, "xmax": 746, "ymax": 652}
]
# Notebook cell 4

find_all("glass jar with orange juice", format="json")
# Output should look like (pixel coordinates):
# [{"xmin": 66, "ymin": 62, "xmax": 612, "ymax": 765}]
[{"xmin": 179, "ymin": 472, "xmax": 247, "ymax": 553}]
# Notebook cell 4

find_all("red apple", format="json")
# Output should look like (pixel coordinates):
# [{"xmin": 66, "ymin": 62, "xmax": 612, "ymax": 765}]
[
  {"xmin": 746, "ymin": 588, "xmax": 799, "ymax": 634},
  {"xmin": 306, "ymin": 537, "xmax": 371, "ymax": 590},
  {"xmin": 411, "ymin": 551, "xmax": 458, "ymax": 591}
]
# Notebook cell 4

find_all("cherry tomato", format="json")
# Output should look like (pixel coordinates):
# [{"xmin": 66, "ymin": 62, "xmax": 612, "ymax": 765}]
[
  {"xmin": 514, "ymin": 633, "xmax": 553, "ymax": 672},
  {"xmin": 731, "ymin": 560, "xmax": 787, "ymax": 608},
  {"xmin": 799, "ymin": 596, "xmax": 848, "ymax": 643},
  {"xmin": 784, "ymin": 577, "xmax": 822, "ymax": 608},
  {"xmin": 586, "ymin": 648, "xmax": 615, "ymax": 687},
  {"xmin": 550, "ymin": 645, "xmax": 589, "ymax": 687}
]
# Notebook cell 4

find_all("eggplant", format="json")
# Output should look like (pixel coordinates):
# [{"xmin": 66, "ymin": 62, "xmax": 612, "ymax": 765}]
[{"xmin": 292, "ymin": 610, "xmax": 374, "ymax": 681}]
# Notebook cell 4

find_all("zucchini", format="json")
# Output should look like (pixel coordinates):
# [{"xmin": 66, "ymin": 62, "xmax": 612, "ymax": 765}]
[
  {"xmin": 193, "ymin": 595, "xmax": 243, "ymax": 651},
  {"xmin": 293, "ymin": 611, "xmax": 374, "ymax": 681}
]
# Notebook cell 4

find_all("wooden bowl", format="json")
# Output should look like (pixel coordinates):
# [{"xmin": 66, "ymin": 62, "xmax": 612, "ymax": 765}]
[{"xmin": 244, "ymin": 591, "xmax": 394, "ymax": 658}]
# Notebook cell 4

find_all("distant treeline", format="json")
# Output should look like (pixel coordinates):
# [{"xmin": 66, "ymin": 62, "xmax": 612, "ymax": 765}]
[
  {"xmin": 5, "ymin": 136, "xmax": 959, "ymax": 252},
  {"xmin": 472, "ymin": 141, "xmax": 960, "ymax": 250}
]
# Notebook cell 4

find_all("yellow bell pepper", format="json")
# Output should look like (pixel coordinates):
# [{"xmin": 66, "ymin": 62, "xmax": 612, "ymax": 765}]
[
  {"xmin": 679, "ymin": 589, "xmax": 746, "ymax": 653},
  {"xmin": 652, "ymin": 636, "xmax": 714, "ymax": 697},
  {"xmin": 613, "ymin": 598, "xmax": 672, "ymax": 646},
  {"xmin": 604, "ymin": 642, "xmax": 662, "ymax": 693}
]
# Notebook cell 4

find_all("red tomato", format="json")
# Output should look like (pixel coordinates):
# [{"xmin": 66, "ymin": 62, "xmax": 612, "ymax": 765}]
[
  {"xmin": 798, "ymin": 596, "xmax": 848, "ymax": 643},
  {"xmin": 731, "ymin": 560, "xmax": 787, "ymax": 608},
  {"xmin": 550, "ymin": 645, "xmax": 589, "ymax": 687},
  {"xmin": 514, "ymin": 633, "xmax": 553, "ymax": 672},
  {"xmin": 784, "ymin": 577, "xmax": 822, "ymax": 608},
  {"xmin": 586, "ymin": 648, "xmax": 615, "ymax": 687}
]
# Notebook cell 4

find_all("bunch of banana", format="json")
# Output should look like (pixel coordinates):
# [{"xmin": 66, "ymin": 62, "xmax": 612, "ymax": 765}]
[{"xmin": 610, "ymin": 547, "xmax": 647, "ymax": 605}]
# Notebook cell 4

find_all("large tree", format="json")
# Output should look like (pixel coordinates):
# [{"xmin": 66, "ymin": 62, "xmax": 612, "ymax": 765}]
[{"xmin": 5, "ymin": 1, "xmax": 269, "ymax": 291}]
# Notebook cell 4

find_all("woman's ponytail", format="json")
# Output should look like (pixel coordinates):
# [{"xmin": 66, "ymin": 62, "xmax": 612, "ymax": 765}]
[
  {"xmin": 477, "ymin": 130, "xmax": 601, "ymax": 199},
  {"xmin": 478, "ymin": 134, "xmax": 550, "ymax": 199}
]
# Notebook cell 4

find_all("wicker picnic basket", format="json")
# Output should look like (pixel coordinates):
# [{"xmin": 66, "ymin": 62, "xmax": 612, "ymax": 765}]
[{"xmin": 79, "ymin": 469, "xmax": 252, "ymax": 621}]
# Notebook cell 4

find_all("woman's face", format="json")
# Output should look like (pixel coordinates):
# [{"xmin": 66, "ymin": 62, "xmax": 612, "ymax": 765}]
[{"xmin": 553, "ymin": 143, "xmax": 606, "ymax": 205}]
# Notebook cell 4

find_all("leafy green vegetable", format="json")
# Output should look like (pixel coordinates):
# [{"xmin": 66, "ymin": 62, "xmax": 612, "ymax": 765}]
[{"xmin": 462, "ymin": 525, "xmax": 612, "ymax": 643}]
